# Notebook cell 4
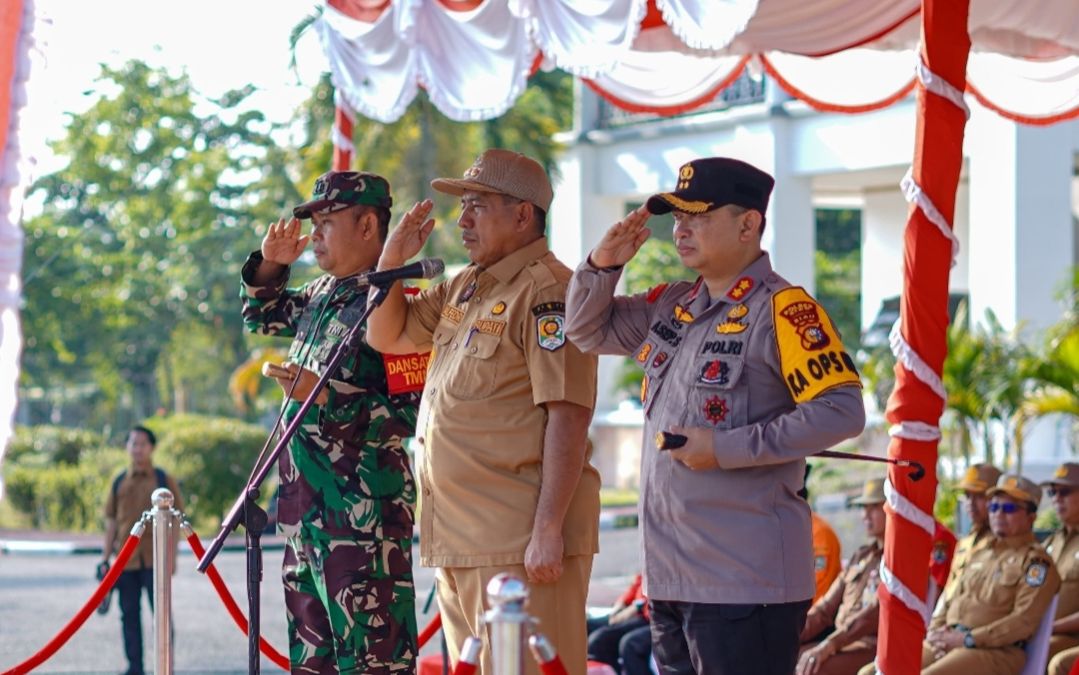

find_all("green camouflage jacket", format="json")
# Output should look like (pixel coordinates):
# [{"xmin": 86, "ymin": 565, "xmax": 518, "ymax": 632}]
[{"xmin": 240, "ymin": 251, "xmax": 419, "ymax": 542}]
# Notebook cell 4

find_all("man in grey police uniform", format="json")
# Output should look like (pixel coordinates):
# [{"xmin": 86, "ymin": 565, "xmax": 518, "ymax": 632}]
[{"xmin": 564, "ymin": 157, "xmax": 866, "ymax": 675}]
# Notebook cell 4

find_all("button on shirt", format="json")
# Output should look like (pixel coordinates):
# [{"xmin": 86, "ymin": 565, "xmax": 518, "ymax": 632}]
[
  {"xmin": 104, "ymin": 467, "xmax": 184, "ymax": 570},
  {"xmin": 565, "ymin": 252, "xmax": 865, "ymax": 604},
  {"xmin": 403, "ymin": 237, "xmax": 600, "ymax": 567},
  {"xmin": 934, "ymin": 532, "xmax": 1060, "ymax": 648},
  {"xmin": 1044, "ymin": 526, "xmax": 1079, "ymax": 626}
]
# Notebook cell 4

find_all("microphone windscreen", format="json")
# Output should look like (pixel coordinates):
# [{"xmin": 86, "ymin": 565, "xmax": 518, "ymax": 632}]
[{"xmin": 421, "ymin": 258, "xmax": 445, "ymax": 279}]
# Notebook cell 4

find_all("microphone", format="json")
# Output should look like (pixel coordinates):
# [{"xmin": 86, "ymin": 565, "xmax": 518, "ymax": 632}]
[{"xmin": 366, "ymin": 258, "xmax": 445, "ymax": 287}]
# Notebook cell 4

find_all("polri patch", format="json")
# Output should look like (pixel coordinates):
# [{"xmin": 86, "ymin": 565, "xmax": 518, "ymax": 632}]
[
  {"xmin": 531, "ymin": 301, "xmax": 565, "ymax": 316},
  {"xmin": 1026, "ymin": 561, "xmax": 1048, "ymax": 587},
  {"xmin": 772, "ymin": 287, "xmax": 861, "ymax": 403},
  {"xmin": 536, "ymin": 314, "xmax": 566, "ymax": 351}
]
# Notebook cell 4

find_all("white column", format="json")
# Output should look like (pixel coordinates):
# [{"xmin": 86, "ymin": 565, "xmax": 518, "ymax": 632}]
[
  {"xmin": 765, "ymin": 118, "xmax": 816, "ymax": 292},
  {"xmin": 967, "ymin": 113, "xmax": 1074, "ymax": 335}
]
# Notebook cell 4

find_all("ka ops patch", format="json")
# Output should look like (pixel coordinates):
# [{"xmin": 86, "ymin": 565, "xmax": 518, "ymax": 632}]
[{"xmin": 772, "ymin": 287, "xmax": 862, "ymax": 403}]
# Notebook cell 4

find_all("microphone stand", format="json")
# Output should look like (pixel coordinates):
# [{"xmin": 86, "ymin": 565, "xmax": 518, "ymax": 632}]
[{"xmin": 197, "ymin": 284, "xmax": 392, "ymax": 675}]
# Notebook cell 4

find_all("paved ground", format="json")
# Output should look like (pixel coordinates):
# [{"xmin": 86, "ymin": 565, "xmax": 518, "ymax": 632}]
[{"xmin": 0, "ymin": 527, "xmax": 640, "ymax": 673}]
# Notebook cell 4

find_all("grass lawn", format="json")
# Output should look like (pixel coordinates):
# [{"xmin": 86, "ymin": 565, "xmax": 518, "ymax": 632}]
[{"xmin": 600, "ymin": 487, "xmax": 638, "ymax": 508}]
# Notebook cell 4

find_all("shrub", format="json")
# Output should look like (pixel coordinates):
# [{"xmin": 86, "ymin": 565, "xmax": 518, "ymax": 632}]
[
  {"xmin": 6, "ymin": 425, "xmax": 107, "ymax": 466},
  {"xmin": 3, "ymin": 445, "xmax": 126, "ymax": 531}
]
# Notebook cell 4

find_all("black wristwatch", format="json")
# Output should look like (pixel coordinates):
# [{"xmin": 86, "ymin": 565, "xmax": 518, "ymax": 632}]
[{"xmin": 963, "ymin": 632, "xmax": 976, "ymax": 649}]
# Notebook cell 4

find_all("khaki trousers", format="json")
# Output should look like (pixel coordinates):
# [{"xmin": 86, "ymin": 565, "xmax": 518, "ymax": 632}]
[{"xmin": 436, "ymin": 556, "xmax": 593, "ymax": 675}]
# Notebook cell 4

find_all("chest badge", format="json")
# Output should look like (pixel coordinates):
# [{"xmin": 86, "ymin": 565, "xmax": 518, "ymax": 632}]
[
  {"xmin": 728, "ymin": 304, "xmax": 749, "ymax": 320},
  {"xmin": 636, "ymin": 343, "xmax": 653, "ymax": 363},
  {"xmin": 640, "ymin": 375, "xmax": 649, "ymax": 404},
  {"xmin": 491, "ymin": 301, "xmax": 506, "ymax": 315},
  {"xmin": 699, "ymin": 360, "xmax": 730, "ymax": 385},
  {"xmin": 716, "ymin": 320, "xmax": 747, "ymax": 334},
  {"xmin": 652, "ymin": 352, "xmax": 668, "ymax": 369},
  {"xmin": 703, "ymin": 396, "xmax": 729, "ymax": 424},
  {"xmin": 457, "ymin": 280, "xmax": 477, "ymax": 304},
  {"xmin": 672, "ymin": 304, "xmax": 695, "ymax": 326}
]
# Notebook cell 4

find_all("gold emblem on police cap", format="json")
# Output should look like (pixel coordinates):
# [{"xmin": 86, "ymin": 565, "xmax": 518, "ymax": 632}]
[{"xmin": 1056, "ymin": 466, "xmax": 1069, "ymax": 478}]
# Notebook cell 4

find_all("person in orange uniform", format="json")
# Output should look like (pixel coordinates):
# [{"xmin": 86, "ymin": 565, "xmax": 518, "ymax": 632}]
[
  {"xmin": 920, "ymin": 474, "xmax": 1059, "ymax": 675},
  {"xmin": 1041, "ymin": 463, "xmax": 1079, "ymax": 675},
  {"xmin": 797, "ymin": 478, "xmax": 885, "ymax": 675},
  {"xmin": 366, "ymin": 149, "xmax": 600, "ymax": 675}
]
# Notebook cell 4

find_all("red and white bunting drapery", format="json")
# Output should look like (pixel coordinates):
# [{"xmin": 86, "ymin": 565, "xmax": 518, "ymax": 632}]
[{"xmin": 0, "ymin": 0, "xmax": 32, "ymax": 495}]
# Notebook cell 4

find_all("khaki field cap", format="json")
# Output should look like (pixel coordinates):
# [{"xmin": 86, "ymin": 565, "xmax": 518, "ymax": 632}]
[
  {"xmin": 958, "ymin": 463, "xmax": 1003, "ymax": 494},
  {"xmin": 987, "ymin": 474, "xmax": 1042, "ymax": 508},
  {"xmin": 431, "ymin": 149, "xmax": 554, "ymax": 212},
  {"xmin": 850, "ymin": 478, "xmax": 886, "ymax": 506},
  {"xmin": 1041, "ymin": 463, "xmax": 1079, "ymax": 488}
]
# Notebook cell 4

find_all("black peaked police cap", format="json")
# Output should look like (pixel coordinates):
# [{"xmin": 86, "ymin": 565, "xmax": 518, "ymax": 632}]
[{"xmin": 646, "ymin": 157, "xmax": 775, "ymax": 216}]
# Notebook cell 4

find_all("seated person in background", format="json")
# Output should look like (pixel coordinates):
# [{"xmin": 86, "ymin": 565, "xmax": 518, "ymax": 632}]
[
  {"xmin": 803, "ymin": 464, "xmax": 842, "ymax": 604},
  {"xmin": 796, "ymin": 478, "xmax": 886, "ymax": 675},
  {"xmin": 587, "ymin": 574, "xmax": 651, "ymax": 675},
  {"xmin": 920, "ymin": 474, "xmax": 1060, "ymax": 675},
  {"xmin": 929, "ymin": 519, "xmax": 958, "ymax": 607},
  {"xmin": 1040, "ymin": 463, "xmax": 1079, "ymax": 675}
]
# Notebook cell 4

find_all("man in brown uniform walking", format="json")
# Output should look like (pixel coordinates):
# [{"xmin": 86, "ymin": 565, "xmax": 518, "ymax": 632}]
[
  {"xmin": 920, "ymin": 474, "xmax": 1059, "ymax": 674},
  {"xmin": 1041, "ymin": 463, "xmax": 1079, "ymax": 675},
  {"xmin": 564, "ymin": 157, "xmax": 866, "ymax": 675},
  {"xmin": 796, "ymin": 478, "xmax": 887, "ymax": 675},
  {"xmin": 366, "ymin": 149, "xmax": 600, "ymax": 675}
]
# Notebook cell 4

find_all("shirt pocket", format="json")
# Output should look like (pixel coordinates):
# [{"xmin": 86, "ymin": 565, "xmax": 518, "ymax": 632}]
[
  {"xmin": 982, "ymin": 559, "xmax": 1024, "ymax": 605},
  {"xmin": 687, "ymin": 357, "xmax": 746, "ymax": 430},
  {"xmin": 444, "ymin": 330, "xmax": 500, "ymax": 401}
]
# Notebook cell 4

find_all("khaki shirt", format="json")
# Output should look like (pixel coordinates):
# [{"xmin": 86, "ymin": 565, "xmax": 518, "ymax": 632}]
[
  {"xmin": 940, "ymin": 525, "xmax": 992, "ymax": 601},
  {"xmin": 801, "ymin": 541, "xmax": 882, "ymax": 651},
  {"xmin": 565, "ymin": 252, "xmax": 865, "ymax": 604},
  {"xmin": 404, "ymin": 237, "xmax": 600, "ymax": 567},
  {"xmin": 1044, "ymin": 526, "xmax": 1079, "ymax": 625},
  {"xmin": 104, "ymin": 466, "xmax": 184, "ymax": 570},
  {"xmin": 934, "ymin": 532, "xmax": 1060, "ymax": 648}
]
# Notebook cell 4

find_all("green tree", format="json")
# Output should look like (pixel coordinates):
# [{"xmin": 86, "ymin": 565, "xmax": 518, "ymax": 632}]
[{"xmin": 21, "ymin": 61, "xmax": 303, "ymax": 427}]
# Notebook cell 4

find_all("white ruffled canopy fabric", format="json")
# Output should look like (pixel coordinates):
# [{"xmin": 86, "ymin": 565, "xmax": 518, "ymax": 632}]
[{"xmin": 317, "ymin": 0, "xmax": 1079, "ymax": 124}]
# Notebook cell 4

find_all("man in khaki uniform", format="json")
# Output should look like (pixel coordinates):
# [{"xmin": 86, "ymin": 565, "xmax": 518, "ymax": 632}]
[
  {"xmin": 101, "ymin": 425, "xmax": 184, "ymax": 675},
  {"xmin": 1041, "ymin": 463, "xmax": 1079, "ymax": 675},
  {"xmin": 920, "ymin": 474, "xmax": 1059, "ymax": 675},
  {"xmin": 366, "ymin": 149, "xmax": 600, "ymax": 675},
  {"xmin": 564, "ymin": 157, "xmax": 866, "ymax": 675},
  {"xmin": 796, "ymin": 479, "xmax": 886, "ymax": 675},
  {"xmin": 936, "ymin": 463, "xmax": 1002, "ymax": 609}
]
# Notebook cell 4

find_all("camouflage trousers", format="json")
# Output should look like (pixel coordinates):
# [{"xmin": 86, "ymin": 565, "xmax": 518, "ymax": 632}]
[{"xmin": 282, "ymin": 535, "xmax": 417, "ymax": 674}]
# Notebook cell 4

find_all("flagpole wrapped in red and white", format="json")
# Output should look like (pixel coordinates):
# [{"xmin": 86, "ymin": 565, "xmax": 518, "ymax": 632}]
[{"xmin": 874, "ymin": 1, "xmax": 971, "ymax": 673}]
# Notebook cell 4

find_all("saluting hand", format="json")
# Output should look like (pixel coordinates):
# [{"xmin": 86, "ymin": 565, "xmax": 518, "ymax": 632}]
[
  {"xmin": 589, "ymin": 206, "xmax": 652, "ymax": 269},
  {"xmin": 666, "ymin": 425, "xmax": 719, "ymax": 472},
  {"xmin": 380, "ymin": 199, "xmax": 435, "ymax": 268},
  {"xmin": 261, "ymin": 217, "xmax": 309, "ymax": 266}
]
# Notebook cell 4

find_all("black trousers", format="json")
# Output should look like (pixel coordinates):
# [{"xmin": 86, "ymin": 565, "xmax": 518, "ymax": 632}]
[
  {"xmin": 115, "ymin": 568, "xmax": 154, "ymax": 675},
  {"xmin": 588, "ymin": 616, "xmax": 651, "ymax": 674},
  {"xmin": 650, "ymin": 599, "xmax": 810, "ymax": 675}
]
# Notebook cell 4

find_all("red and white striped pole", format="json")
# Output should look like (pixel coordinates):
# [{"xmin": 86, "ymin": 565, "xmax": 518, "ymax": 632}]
[
  {"xmin": 332, "ymin": 91, "xmax": 354, "ymax": 171},
  {"xmin": 875, "ymin": 0, "xmax": 971, "ymax": 673}
]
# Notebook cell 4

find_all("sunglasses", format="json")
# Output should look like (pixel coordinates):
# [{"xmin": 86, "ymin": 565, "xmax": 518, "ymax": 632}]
[
  {"xmin": 1048, "ymin": 486, "xmax": 1074, "ymax": 498},
  {"xmin": 988, "ymin": 502, "xmax": 1029, "ymax": 514}
]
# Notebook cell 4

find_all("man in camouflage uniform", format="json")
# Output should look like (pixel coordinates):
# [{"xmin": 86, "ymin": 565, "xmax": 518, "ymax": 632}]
[{"xmin": 241, "ymin": 171, "xmax": 421, "ymax": 674}]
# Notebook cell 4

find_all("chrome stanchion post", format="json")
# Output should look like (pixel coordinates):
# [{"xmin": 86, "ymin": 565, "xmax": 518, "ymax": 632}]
[
  {"xmin": 151, "ymin": 487, "xmax": 177, "ymax": 675},
  {"xmin": 485, "ymin": 573, "xmax": 530, "ymax": 675}
]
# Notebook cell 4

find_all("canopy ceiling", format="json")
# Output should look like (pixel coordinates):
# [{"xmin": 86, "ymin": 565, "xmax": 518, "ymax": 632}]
[{"xmin": 319, "ymin": 0, "xmax": 1079, "ymax": 124}]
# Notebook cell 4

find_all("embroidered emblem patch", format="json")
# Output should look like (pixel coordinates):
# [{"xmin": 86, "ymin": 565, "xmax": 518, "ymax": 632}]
[
  {"xmin": 673, "ymin": 304, "xmax": 695, "ymax": 325},
  {"xmin": 640, "ymin": 375, "xmax": 649, "ymax": 404},
  {"xmin": 728, "ymin": 304, "xmax": 748, "ymax": 320},
  {"xmin": 646, "ymin": 283, "xmax": 669, "ymax": 304},
  {"xmin": 715, "ymin": 321, "xmax": 747, "ymax": 335},
  {"xmin": 727, "ymin": 277, "xmax": 754, "ymax": 300},
  {"xmin": 441, "ymin": 305, "xmax": 464, "ymax": 324},
  {"xmin": 699, "ymin": 360, "xmax": 730, "ymax": 385},
  {"xmin": 772, "ymin": 287, "xmax": 861, "ymax": 403},
  {"xmin": 652, "ymin": 352, "xmax": 668, "ymax": 369},
  {"xmin": 1026, "ymin": 562, "xmax": 1048, "ymax": 587},
  {"xmin": 491, "ymin": 301, "xmax": 506, "ymax": 315},
  {"xmin": 636, "ymin": 343, "xmax": 653, "ymax": 363},
  {"xmin": 932, "ymin": 541, "xmax": 947, "ymax": 564},
  {"xmin": 536, "ymin": 314, "xmax": 566, "ymax": 351},
  {"xmin": 779, "ymin": 299, "xmax": 831, "ymax": 350},
  {"xmin": 703, "ymin": 396, "xmax": 728, "ymax": 424}
]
